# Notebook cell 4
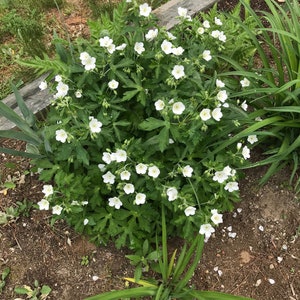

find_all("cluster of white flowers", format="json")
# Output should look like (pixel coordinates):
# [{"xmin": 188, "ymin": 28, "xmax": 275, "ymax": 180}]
[
  {"xmin": 99, "ymin": 149, "xmax": 163, "ymax": 208},
  {"xmin": 213, "ymin": 165, "xmax": 239, "ymax": 192},
  {"xmin": 37, "ymin": 185, "xmax": 63, "ymax": 215},
  {"xmin": 236, "ymin": 134, "xmax": 258, "ymax": 160},
  {"xmin": 154, "ymin": 98, "xmax": 186, "ymax": 116},
  {"xmin": 199, "ymin": 209, "xmax": 223, "ymax": 242},
  {"xmin": 80, "ymin": 51, "xmax": 96, "ymax": 71}
]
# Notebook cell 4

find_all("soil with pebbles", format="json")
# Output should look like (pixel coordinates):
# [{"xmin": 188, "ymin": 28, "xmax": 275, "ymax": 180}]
[{"xmin": 0, "ymin": 1, "xmax": 299, "ymax": 299}]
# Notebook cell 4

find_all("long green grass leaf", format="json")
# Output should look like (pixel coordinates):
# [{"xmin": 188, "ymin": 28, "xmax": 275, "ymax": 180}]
[
  {"xmin": 0, "ymin": 130, "xmax": 41, "ymax": 145},
  {"xmin": 84, "ymin": 287, "xmax": 158, "ymax": 300},
  {"xmin": 11, "ymin": 84, "xmax": 36, "ymax": 127},
  {"xmin": 0, "ymin": 147, "xmax": 43, "ymax": 159}
]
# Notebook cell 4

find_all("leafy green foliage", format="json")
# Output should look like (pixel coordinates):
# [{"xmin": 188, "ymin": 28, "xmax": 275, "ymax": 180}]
[
  {"xmin": 1, "ymin": 0, "xmax": 259, "ymax": 252},
  {"xmin": 222, "ymin": 0, "xmax": 300, "ymax": 187},
  {"xmin": 14, "ymin": 280, "xmax": 51, "ymax": 300}
]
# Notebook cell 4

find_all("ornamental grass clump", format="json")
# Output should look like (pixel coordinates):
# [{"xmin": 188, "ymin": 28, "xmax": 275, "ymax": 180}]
[{"xmin": 1, "ymin": 1, "xmax": 258, "ymax": 251}]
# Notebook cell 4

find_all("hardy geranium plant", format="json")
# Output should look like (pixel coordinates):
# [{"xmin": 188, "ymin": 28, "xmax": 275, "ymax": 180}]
[{"xmin": 9, "ymin": 1, "xmax": 258, "ymax": 250}]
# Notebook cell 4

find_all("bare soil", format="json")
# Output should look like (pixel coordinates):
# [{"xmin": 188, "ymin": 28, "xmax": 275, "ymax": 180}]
[{"xmin": 1, "ymin": 1, "xmax": 299, "ymax": 300}]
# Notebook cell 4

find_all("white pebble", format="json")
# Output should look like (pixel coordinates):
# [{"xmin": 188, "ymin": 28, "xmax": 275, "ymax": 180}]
[
  {"xmin": 237, "ymin": 208, "xmax": 242, "ymax": 213},
  {"xmin": 255, "ymin": 279, "xmax": 262, "ymax": 287},
  {"xmin": 92, "ymin": 275, "xmax": 99, "ymax": 281},
  {"xmin": 282, "ymin": 244, "xmax": 288, "ymax": 250},
  {"xmin": 268, "ymin": 278, "xmax": 275, "ymax": 285},
  {"xmin": 227, "ymin": 226, "xmax": 232, "ymax": 232},
  {"xmin": 258, "ymin": 225, "xmax": 264, "ymax": 232},
  {"xmin": 277, "ymin": 256, "xmax": 283, "ymax": 263}
]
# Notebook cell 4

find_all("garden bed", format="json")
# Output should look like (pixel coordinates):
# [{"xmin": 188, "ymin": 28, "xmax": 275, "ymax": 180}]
[{"xmin": 0, "ymin": 0, "xmax": 299, "ymax": 300}]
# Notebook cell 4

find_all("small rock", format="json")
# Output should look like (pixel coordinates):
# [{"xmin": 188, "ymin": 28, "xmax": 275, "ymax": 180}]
[{"xmin": 255, "ymin": 279, "xmax": 262, "ymax": 287}]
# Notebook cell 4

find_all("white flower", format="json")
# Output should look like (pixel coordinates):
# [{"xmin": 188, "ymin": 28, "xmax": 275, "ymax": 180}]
[
  {"xmin": 99, "ymin": 36, "xmax": 113, "ymax": 48},
  {"xmin": 218, "ymin": 32, "xmax": 226, "ymax": 42},
  {"xmin": 55, "ymin": 129, "xmax": 68, "ymax": 143},
  {"xmin": 211, "ymin": 30, "xmax": 221, "ymax": 39},
  {"xmin": 216, "ymin": 90, "xmax": 228, "ymax": 103},
  {"xmin": 55, "ymin": 75, "xmax": 62, "ymax": 82},
  {"xmin": 202, "ymin": 20, "xmax": 210, "ymax": 28},
  {"xmin": 116, "ymin": 43, "xmax": 127, "ymax": 51},
  {"xmin": 84, "ymin": 56, "xmax": 96, "ymax": 71},
  {"xmin": 197, "ymin": 27, "xmax": 205, "ymax": 35},
  {"xmin": 212, "ymin": 107, "xmax": 223, "ymax": 121},
  {"xmin": 52, "ymin": 205, "xmax": 63, "ymax": 215},
  {"xmin": 107, "ymin": 44, "xmax": 116, "ymax": 54},
  {"xmin": 211, "ymin": 210, "xmax": 223, "ymax": 225},
  {"xmin": 215, "ymin": 17, "xmax": 223, "ymax": 25},
  {"xmin": 177, "ymin": 7, "xmax": 191, "ymax": 20},
  {"xmin": 155, "ymin": 99, "xmax": 165, "ymax": 111},
  {"xmin": 222, "ymin": 166, "xmax": 232, "ymax": 176},
  {"xmin": 166, "ymin": 187, "xmax": 178, "ymax": 201},
  {"xmin": 242, "ymin": 146, "xmax": 250, "ymax": 159},
  {"xmin": 120, "ymin": 170, "xmax": 131, "ymax": 180},
  {"xmin": 42, "ymin": 185, "xmax": 54, "ymax": 197},
  {"xmin": 171, "ymin": 65, "xmax": 185, "ymax": 80},
  {"xmin": 178, "ymin": 7, "xmax": 188, "ymax": 17},
  {"xmin": 102, "ymin": 171, "xmax": 116, "ymax": 184},
  {"xmin": 75, "ymin": 90, "xmax": 82, "ymax": 98},
  {"xmin": 102, "ymin": 152, "xmax": 112, "ymax": 164},
  {"xmin": 241, "ymin": 100, "xmax": 248, "ymax": 111},
  {"xmin": 240, "ymin": 77, "xmax": 250, "ymax": 87},
  {"xmin": 56, "ymin": 81, "xmax": 69, "ymax": 98},
  {"xmin": 136, "ymin": 163, "xmax": 148, "ymax": 174},
  {"xmin": 148, "ymin": 165, "xmax": 160, "ymax": 178},
  {"xmin": 182, "ymin": 165, "xmax": 193, "ymax": 177},
  {"xmin": 199, "ymin": 223, "xmax": 215, "ymax": 241},
  {"xmin": 200, "ymin": 108, "xmax": 211, "ymax": 121},
  {"xmin": 108, "ymin": 197, "xmax": 122, "ymax": 209},
  {"xmin": 80, "ymin": 51, "xmax": 91, "ymax": 62},
  {"xmin": 202, "ymin": 50, "xmax": 212, "ymax": 61},
  {"xmin": 123, "ymin": 183, "xmax": 135, "ymax": 194},
  {"xmin": 37, "ymin": 199, "xmax": 49, "ymax": 210},
  {"xmin": 145, "ymin": 28, "xmax": 158, "ymax": 41},
  {"xmin": 139, "ymin": 3, "xmax": 152, "ymax": 17},
  {"xmin": 247, "ymin": 135, "xmax": 258, "ymax": 144},
  {"xmin": 184, "ymin": 206, "xmax": 196, "ymax": 216},
  {"xmin": 108, "ymin": 79, "xmax": 119, "ymax": 90},
  {"xmin": 83, "ymin": 218, "xmax": 89, "ymax": 225},
  {"xmin": 172, "ymin": 101, "xmax": 185, "ymax": 115},
  {"xmin": 39, "ymin": 81, "xmax": 47, "ymax": 91},
  {"xmin": 213, "ymin": 170, "xmax": 228, "ymax": 183},
  {"xmin": 98, "ymin": 164, "xmax": 106, "ymax": 171},
  {"xmin": 161, "ymin": 40, "xmax": 173, "ymax": 54},
  {"xmin": 216, "ymin": 79, "xmax": 225, "ymax": 88},
  {"xmin": 89, "ymin": 117, "xmax": 102, "ymax": 133},
  {"xmin": 115, "ymin": 149, "xmax": 127, "ymax": 162},
  {"xmin": 172, "ymin": 46, "xmax": 184, "ymax": 56},
  {"xmin": 134, "ymin": 42, "xmax": 145, "ymax": 55},
  {"xmin": 135, "ymin": 193, "xmax": 146, "ymax": 205},
  {"xmin": 225, "ymin": 181, "xmax": 239, "ymax": 192},
  {"xmin": 166, "ymin": 31, "xmax": 176, "ymax": 40}
]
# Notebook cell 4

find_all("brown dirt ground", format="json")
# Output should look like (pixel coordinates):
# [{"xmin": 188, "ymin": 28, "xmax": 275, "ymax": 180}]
[{"xmin": 1, "ymin": 0, "xmax": 299, "ymax": 300}]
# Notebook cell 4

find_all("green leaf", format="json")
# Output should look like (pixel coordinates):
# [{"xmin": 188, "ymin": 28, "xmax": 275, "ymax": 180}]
[
  {"xmin": 40, "ymin": 285, "xmax": 52, "ymax": 295},
  {"xmin": 3, "ymin": 182, "xmax": 16, "ymax": 189},
  {"xmin": 84, "ymin": 287, "xmax": 158, "ymax": 300},
  {"xmin": 1, "ymin": 267, "xmax": 10, "ymax": 280},
  {"xmin": 11, "ymin": 84, "xmax": 36, "ymax": 127},
  {"xmin": 158, "ymin": 127, "xmax": 169, "ymax": 152},
  {"xmin": 0, "ymin": 147, "xmax": 43, "ymax": 159},
  {"xmin": 139, "ymin": 118, "xmax": 165, "ymax": 131}
]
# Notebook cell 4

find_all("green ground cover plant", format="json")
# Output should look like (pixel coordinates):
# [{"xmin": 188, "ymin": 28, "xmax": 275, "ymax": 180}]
[{"xmin": 0, "ymin": 0, "xmax": 258, "ymax": 251}]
